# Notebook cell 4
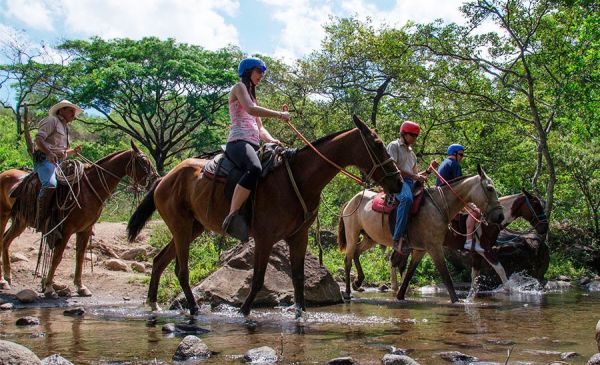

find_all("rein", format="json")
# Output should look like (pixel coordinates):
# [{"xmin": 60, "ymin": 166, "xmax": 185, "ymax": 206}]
[{"xmin": 427, "ymin": 162, "xmax": 482, "ymax": 224}]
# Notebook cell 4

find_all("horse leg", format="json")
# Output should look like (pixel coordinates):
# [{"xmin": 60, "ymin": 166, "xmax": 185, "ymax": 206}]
[
  {"xmin": 478, "ymin": 250, "xmax": 508, "ymax": 285},
  {"xmin": 390, "ymin": 263, "xmax": 398, "ymax": 292},
  {"xmin": 43, "ymin": 233, "xmax": 71, "ymax": 299},
  {"xmin": 147, "ymin": 239, "xmax": 176, "ymax": 311},
  {"xmin": 171, "ymin": 222, "xmax": 201, "ymax": 315},
  {"xmin": 352, "ymin": 251, "xmax": 365, "ymax": 291},
  {"xmin": 396, "ymin": 250, "xmax": 425, "ymax": 300},
  {"xmin": 240, "ymin": 237, "xmax": 275, "ymax": 316},
  {"xmin": 1, "ymin": 218, "xmax": 27, "ymax": 287},
  {"xmin": 287, "ymin": 229, "xmax": 309, "ymax": 319},
  {"xmin": 469, "ymin": 253, "xmax": 483, "ymax": 296},
  {"xmin": 343, "ymin": 226, "xmax": 361, "ymax": 300},
  {"xmin": 429, "ymin": 247, "xmax": 459, "ymax": 303},
  {"xmin": 0, "ymin": 213, "xmax": 10, "ymax": 289},
  {"xmin": 74, "ymin": 228, "xmax": 93, "ymax": 297}
]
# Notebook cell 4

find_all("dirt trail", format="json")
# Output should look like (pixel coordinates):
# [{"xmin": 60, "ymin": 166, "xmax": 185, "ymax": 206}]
[{"xmin": 0, "ymin": 222, "xmax": 156, "ymax": 308}]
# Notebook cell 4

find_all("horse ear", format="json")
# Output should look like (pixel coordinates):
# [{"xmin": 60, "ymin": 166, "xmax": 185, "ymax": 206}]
[
  {"xmin": 130, "ymin": 140, "xmax": 141, "ymax": 153},
  {"xmin": 352, "ymin": 115, "xmax": 369, "ymax": 134},
  {"xmin": 477, "ymin": 164, "xmax": 484, "ymax": 178}
]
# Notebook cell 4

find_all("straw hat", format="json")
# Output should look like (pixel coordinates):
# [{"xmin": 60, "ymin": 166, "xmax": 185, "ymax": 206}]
[{"xmin": 48, "ymin": 100, "xmax": 83, "ymax": 117}]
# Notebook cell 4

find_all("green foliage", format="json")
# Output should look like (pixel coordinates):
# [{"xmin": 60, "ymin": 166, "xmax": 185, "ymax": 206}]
[
  {"xmin": 546, "ymin": 252, "xmax": 586, "ymax": 279},
  {"xmin": 0, "ymin": 113, "xmax": 31, "ymax": 170}
]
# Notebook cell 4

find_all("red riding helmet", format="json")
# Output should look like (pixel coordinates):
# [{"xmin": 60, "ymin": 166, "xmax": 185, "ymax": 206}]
[{"xmin": 400, "ymin": 121, "xmax": 420, "ymax": 135}]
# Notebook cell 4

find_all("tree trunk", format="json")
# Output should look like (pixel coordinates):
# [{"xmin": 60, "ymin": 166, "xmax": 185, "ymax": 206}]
[{"xmin": 23, "ymin": 105, "xmax": 35, "ymax": 157}]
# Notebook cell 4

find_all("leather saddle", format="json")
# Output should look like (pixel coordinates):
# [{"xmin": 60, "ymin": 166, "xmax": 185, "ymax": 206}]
[
  {"xmin": 202, "ymin": 143, "xmax": 296, "ymax": 201},
  {"xmin": 371, "ymin": 181, "xmax": 426, "ymax": 236}
]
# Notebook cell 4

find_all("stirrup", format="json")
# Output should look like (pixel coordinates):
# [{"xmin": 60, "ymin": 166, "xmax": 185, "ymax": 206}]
[
  {"xmin": 222, "ymin": 212, "xmax": 249, "ymax": 242},
  {"xmin": 464, "ymin": 240, "xmax": 484, "ymax": 253}
]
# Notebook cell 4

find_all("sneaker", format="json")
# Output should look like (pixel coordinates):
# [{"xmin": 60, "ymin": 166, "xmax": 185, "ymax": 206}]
[
  {"xmin": 464, "ymin": 240, "xmax": 485, "ymax": 253},
  {"xmin": 222, "ymin": 212, "xmax": 249, "ymax": 242}
]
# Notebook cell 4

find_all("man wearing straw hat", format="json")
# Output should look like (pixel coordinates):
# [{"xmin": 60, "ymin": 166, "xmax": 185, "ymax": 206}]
[{"xmin": 33, "ymin": 100, "xmax": 83, "ymax": 232}]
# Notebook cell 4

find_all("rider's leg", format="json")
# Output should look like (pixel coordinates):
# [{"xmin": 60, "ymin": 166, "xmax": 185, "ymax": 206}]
[
  {"xmin": 392, "ymin": 177, "xmax": 414, "ymax": 255},
  {"xmin": 228, "ymin": 184, "xmax": 252, "ymax": 215},
  {"xmin": 34, "ymin": 159, "xmax": 57, "ymax": 232},
  {"xmin": 464, "ymin": 206, "xmax": 483, "ymax": 253}
]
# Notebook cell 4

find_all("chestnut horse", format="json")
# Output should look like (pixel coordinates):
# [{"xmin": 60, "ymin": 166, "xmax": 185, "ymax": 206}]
[
  {"xmin": 338, "ymin": 166, "xmax": 504, "ymax": 303},
  {"xmin": 127, "ymin": 116, "xmax": 402, "ymax": 317},
  {"xmin": 0, "ymin": 141, "xmax": 158, "ymax": 297},
  {"xmin": 389, "ymin": 190, "xmax": 549, "ymax": 292}
]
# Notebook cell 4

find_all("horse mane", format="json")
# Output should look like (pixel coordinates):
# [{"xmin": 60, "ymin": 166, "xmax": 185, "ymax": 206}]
[
  {"xmin": 446, "ymin": 174, "xmax": 473, "ymax": 185},
  {"xmin": 297, "ymin": 128, "xmax": 353, "ymax": 153},
  {"xmin": 510, "ymin": 194, "xmax": 525, "ymax": 217},
  {"xmin": 93, "ymin": 149, "xmax": 128, "ymax": 165}
]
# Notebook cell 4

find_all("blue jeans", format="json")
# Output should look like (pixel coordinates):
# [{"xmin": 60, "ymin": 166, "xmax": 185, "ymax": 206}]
[
  {"xmin": 392, "ymin": 177, "xmax": 414, "ymax": 241},
  {"xmin": 34, "ymin": 159, "xmax": 58, "ymax": 193}
]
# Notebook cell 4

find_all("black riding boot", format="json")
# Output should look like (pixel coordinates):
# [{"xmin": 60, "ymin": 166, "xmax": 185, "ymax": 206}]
[
  {"xmin": 36, "ymin": 187, "xmax": 56, "ymax": 233},
  {"xmin": 222, "ymin": 211, "xmax": 249, "ymax": 242}
]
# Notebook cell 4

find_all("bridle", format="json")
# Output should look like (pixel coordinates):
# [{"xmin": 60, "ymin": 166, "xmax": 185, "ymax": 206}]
[
  {"xmin": 517, "ymin": 194, "xmax": 548, "ymax": 231},
  {"xmin": 126, "ymin": 152, "xmax": 158, "ymax": 191}
]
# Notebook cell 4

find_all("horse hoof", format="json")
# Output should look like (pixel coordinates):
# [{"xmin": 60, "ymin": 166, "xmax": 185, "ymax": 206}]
[
  {"xmin": 147, "ymin": 301, "xmax": 162, "ymax": 312},
  {"xmin": 189, "ymin": 306, "xmax": 199, "ymax": 316},
  {"xmin": 239, "ymin": 307, "xmax": 251, "ymax": 316},
  {"xmin": 44, "ymin": 290, "xmax": 59, "ymax": 299},
  {"xmin": 77, "ymin": 287, "xmax": 92, "ymax": 297},
  {"xmin": 341, "ymin": 291, "xmax": 352, "ymax": 301},
  {"xmin": 52, "ymin": 282, "xmax": 68, "ymax": 291}
]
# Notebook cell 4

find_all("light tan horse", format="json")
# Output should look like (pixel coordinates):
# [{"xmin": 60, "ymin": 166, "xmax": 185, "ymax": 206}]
[
  {"xmin": 338, "ymin": 165, "xmax": 504, "ymax": 302},
  {"xmin": 0, "ymin": 141, "xmax": 158, "ymax": 297},
  {"xmin": 389, "ymin": 190, "xmax": 549, "ymax": 292},
  {"xmin": 127, "ymin": 116, "xmax": 402, "ymax": 318}
]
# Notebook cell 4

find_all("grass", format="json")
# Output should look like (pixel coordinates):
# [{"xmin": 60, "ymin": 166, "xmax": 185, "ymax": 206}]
[{"xmin": 546, "ymin": 252, "xmax": 587, "ymax": 279}]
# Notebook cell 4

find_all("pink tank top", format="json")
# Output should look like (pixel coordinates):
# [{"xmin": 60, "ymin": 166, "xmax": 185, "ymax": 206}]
[{"xmin": 227, "ymin": 99, "xmax": 259, "ymax": 145}]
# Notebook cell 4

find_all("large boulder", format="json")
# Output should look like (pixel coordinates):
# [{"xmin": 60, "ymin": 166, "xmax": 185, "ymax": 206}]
[
  {"xmin": 172, "ymin": 240, "xmax": 342, "ymax": 308},
  {"xmin": 0, "ymin": 340, "xmax": 42, "ymax": 364},
  {"xmin": 445, "ymin": 230, "xmax": 549, "ymax": 289}
]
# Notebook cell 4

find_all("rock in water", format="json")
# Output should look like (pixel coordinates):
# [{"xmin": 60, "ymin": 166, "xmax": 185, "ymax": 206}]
[{"xmin": 0, "ymin": 340, "xmax": 42, "ymax": 364}]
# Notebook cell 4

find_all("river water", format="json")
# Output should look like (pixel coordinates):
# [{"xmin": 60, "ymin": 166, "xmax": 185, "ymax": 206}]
[{"xmin": 1, "ymin": 280, "xmax": 599, "ymax": 364}]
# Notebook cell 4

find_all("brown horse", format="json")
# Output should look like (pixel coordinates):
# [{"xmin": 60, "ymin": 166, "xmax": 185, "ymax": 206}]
[
  {"xmin": 338, "ymin": 166, "xmax": 504, "ymax": 303},
  {"xmin": 0, "ymin": 141, "xmax": 158, "ymax": 297},
  {"xmin": 127, "ymin": 116, "xmax": 402, "ymax": 317},
  {"xmin": 389, "ymin": 190, "xmax": 548, "ymax": 292}
]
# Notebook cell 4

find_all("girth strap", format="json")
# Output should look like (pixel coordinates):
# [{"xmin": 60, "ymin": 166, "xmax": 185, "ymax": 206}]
[{"xmin": 284, "ymin": 157, "xmax": 318, "ymax": 237}]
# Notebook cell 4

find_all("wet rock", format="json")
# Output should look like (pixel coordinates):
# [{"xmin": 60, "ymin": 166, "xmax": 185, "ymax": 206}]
[
  {"xmin": 41, "ymin": 354, "xmax": 74, "ymax": 364},
  {"xmin": 382, "ymin": 354, "xmax": 421, "ymax": 365},
  {"xmin": 162, "ymin": 322, "xmax": 209, "ymax": 335},
  {"xmin": 545, "ymin": 280, "xmax": 571, "ymax": 290},
  {"xmin": 63, "ymin": 307, "xmax": 85, "ymax": 317},
  {"xmin": 588, "ymin": 353, "xmax": 600, "ymax": 365},
  {"xmin": 327, "ymin": 357, "xmax": 359, "ymax": 365},
  {"xmin": 16, "ymin": 316, "xmax": 40, "ymax": 326},
  {"xmin": 244, "ymin": 346, "xmax": 277, "ymax": 363},
  {"xmin": 557, "ymin": 275, "xmax": 571, "ymax": 281},
  {"xmin": 16, "ymin": 289, "xmax": 39, "ymax": 303},
  {"xmin": 485, "ymin": 338, "xmax": 515, "ymax": 346},
  {"xmin": 57, "ymin": 287, "xmax": 72, "ymax": 297},
  {"xmin": 10, "ymin": 252, "xmax": 29, "ymax": 262},
  {"xmin": 172, "ymin": 240, "xmax": 342, "ymax": 309},
  {"xmin": 586, "ymin": 281, "xmax": 600, "ymax": 292},
  {"xmin": 391, "ymin": 348, "xmax": 410, "ymax": 355},
  {"xmin": 0, "ymin": 340, "xmax": 41, "ymax": 364},
  {"xmin": 104, "ymin": 259, "xmax": 129, "ymax": 272},
  {"xmin": 438, "ymin": 351, "xmax": 478, "ymax": 363},
  {"xmin": 560, "ymin": 352, "xmax": 578, "ymax": 359},
  {"xmin": 30, "ymin": 332, "xmax": 45, "ymax": 338},
  {"xmin": 172, "ymin": 335, "xmax": 210, "ymax": 361},
  {"xmin": 1, "ymin": 302, "xmax": 14, "ymax": 310},
  {"xmin": 378, "ymin": 284, "xmax": 390, "ymax": 292},
  {"xmin": 131, "ymin": 262, "xmax": 146, "ymax": 273},
  {"xmin": 577, "ymin": 277, "xmax": 592, "ymax": 286},
  {"xmin": 120, "ymin": 247, "xmax": 148, "ymax": 261}
]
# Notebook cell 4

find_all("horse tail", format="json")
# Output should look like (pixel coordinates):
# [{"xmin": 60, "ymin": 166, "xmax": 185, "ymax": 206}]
[
  {"xmin": 337, "ymin": 202, "xmax": 348, "ymax": 252},
  {"xmin": 127, "ymin": 178, "xmax": 161, "ymax": 242}
]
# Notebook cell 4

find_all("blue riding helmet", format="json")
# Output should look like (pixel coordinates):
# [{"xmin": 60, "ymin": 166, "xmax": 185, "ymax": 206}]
[
  {"xmin": 447, "ymin": 144, "xmax": 465, "ymax": 156},
  {"xmin": 238, "ymin": 58, "xmax": 267, "ymax": 77}
]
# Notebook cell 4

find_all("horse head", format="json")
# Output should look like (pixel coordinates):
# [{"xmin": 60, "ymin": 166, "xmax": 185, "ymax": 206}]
[
  {"xmin": 519, "ymin": 189, "xmax": 549, "ymax": 235},
  {"xmin": 352, "ymin": 115, "xmax": 402, "ymax": 194},
  {"xmin": 473, "ymin": 164, "xmax": 504, "ymax": 225},
  {"xmin": 128, "ymin": 140, "xmax": 159, "ymax": 190}
]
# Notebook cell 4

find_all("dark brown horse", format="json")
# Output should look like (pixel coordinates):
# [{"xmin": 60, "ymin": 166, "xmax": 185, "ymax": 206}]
[
  {"xmin": 0, "ymin": 141, "xmax": 158, "ymax": 297},
  {"xmin": 127, "ymin": 116, "xmax": 402, "ymax": 317}
]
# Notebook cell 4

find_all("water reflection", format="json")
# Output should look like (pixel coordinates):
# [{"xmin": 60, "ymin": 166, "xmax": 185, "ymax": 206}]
[{"xmin": 0, "ymin": 286, "xmax": 597, "ymax": 364}]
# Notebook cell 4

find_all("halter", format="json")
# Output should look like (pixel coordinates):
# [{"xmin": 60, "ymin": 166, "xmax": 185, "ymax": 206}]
[{"xmin": 520, "ymin": 194, "xmax": 548, "ymax": 230}]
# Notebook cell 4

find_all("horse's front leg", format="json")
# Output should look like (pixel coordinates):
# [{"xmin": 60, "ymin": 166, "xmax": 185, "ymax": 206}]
[
  {"xmin": 240, "ymin": 237, "xmax": 275, "ymax": 316},
  {"xmin": 74, "ymin": 228, "xmax": 93, "ymax": 297},
  {"xmin": 396, "ymin": 249, "xmax": 425, "ymax": 300},
  {"xmin": 44, "ymin": 232, "xmax": 71, "ymax": 299},
  {"xmin": 429, "ymin": 246, "xmax": 459, "ymax": 303},
  {"xmin": 477, "ymin": 249, "xmax": 508, "ymax": 285},
  {"xmin": 287, "ymin": 229, "xmax": 310, "ymax": 319}
]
